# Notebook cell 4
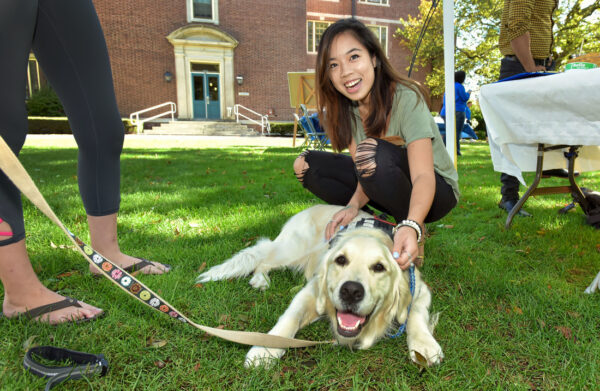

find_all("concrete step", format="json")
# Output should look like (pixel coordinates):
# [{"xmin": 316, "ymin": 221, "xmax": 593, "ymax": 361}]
[{"xmin": 143, "ymin": 120, "xmax": 259, "ymax": 136}]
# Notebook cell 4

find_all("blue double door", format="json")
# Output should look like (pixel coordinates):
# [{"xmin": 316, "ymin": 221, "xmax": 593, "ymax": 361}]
[{"xmin": 192, "ymin": 72, "xmax": 220, "ymax": 119}]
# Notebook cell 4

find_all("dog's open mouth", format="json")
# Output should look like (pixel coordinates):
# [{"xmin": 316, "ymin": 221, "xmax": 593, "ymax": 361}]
[{"xmin": 336, "ymin": 310, "xmax": 369, "ymax": 338}]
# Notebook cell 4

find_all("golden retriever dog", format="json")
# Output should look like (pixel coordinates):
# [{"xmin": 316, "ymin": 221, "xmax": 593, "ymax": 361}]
[{"xmin": 197, "ymin": 204, "xmax": 443, "ymax": 367}]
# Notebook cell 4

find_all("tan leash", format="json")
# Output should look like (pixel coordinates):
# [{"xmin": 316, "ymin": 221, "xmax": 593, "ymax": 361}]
[{"xmin": 0, "ymin": 136, "xmax": 330, "ymax": 349}]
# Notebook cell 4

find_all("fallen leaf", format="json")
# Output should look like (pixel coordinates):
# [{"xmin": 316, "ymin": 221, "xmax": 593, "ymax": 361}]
[
  {"xmin": 537, "ymin": 319, "xmax": 546, "ymax": 328},
  {"xmin": 154, "ymin": 360, "xmax": 166, "ymax": 368},
  {"xmin": 147, "ymin": 338, "xmax": 168, "ymax": 348},
  {"xmin": 197, "ymin": 262, "xmax": 207, "ymax": 273},
  {"xmin": 567, "ymin": 311, "xmax": 581, "ymax": 318},
  {"xmin": 22, "ymin": 335, "xmax": 38, "ymax": 351},
  {"xmin": 412, "ymin": 350, "xmax": 429, "ymax": 368},
  {"xmin": 513, "ymin": 306, "xmax": 523, "ymax": 315},
  {"xmin": 554, "ymin": 326, "xmax": 573, "ymax": 340},
  {"xmin": 57, "ymin": 271, "xmax": 78, "ymax": 279},
  {"xmin": 193, "ymin": 363, "xmax": 201, "ymax": 371},
  {"xmin": 194, "ymin": 283, "xmax": 204, "ymax": 289}
]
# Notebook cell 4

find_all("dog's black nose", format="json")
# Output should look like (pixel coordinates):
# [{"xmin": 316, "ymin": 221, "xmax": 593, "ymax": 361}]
[{"xmin": 340, "ymin": 281, "xmax": 364, "ymax": 304}]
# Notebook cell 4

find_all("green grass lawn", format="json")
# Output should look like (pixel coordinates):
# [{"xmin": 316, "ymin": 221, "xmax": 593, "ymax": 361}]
[{"xmin": 1, "ymin": 140, "xmax": 599, "ymax": 390}]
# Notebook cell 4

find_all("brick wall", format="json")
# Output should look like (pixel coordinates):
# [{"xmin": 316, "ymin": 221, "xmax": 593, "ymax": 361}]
[{"xmin": 94, "ymin": 0, "xmax": 425, "ymax": 120}]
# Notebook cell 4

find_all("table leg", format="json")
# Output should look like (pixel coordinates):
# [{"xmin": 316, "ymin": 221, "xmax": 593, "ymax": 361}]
[
  {"xmin": 505, "ymin": 144, "xmax": 546, "ymax": 229},
  {"xmin": 505, "ymin": 145, "xmax": 587, "ymax": 229}
]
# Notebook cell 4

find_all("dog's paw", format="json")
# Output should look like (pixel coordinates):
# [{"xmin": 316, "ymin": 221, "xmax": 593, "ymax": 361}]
[
  {"xmin": 408, "ymin": 335, "xmax": 444, "ymax": 367},
  {"xmin": 249, "ymin": 273, "xmax": 270, "ymax": 290},
  {"xmin": 244, "ymin": 346, "xmax": 285, "ymax": 368}
]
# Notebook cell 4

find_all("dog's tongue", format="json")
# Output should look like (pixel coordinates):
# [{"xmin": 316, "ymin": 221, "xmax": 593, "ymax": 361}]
[{"xmin": 337, "ymin": 311, "xmax": 366, "ymax": 328}]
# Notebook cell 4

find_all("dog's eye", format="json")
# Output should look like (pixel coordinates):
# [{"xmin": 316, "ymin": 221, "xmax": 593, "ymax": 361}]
[
  {"xmin": 334, "ymin": 255, "xmax": 347, "ymax": 266},
  {"xmin": 372, "ymin": 262, "xmax": 386, "ymax": 273}
]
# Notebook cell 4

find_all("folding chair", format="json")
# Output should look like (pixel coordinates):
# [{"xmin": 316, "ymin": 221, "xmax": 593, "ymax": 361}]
[{"xmin": 294, "ymin": 104, "xmax": 330, "ymax": 150}]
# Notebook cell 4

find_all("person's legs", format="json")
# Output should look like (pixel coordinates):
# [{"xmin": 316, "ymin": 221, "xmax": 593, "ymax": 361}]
[
  {"xmin": 354, "ymin": 138, "xmax": 456, "ymax": 223},
  {"xmin": 0, "ymin": 0, "xmax": 102, "ymax": 323},
  {"xmin": 497, "ymin": 57, "xmax": 531, "ymax": 216},
  {"xmin": 294, "ymin": 150, "xmax": 358, "ymax": 206},
  {"xmin": 455, "ymin": 111, "xmax": 466, "ymax": 156},
  {"xmin": 32, "ymin": 0, "xmax": 167, "ymax": 273}
]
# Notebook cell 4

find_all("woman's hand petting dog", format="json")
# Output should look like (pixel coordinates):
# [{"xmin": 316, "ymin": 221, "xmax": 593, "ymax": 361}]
[{"xmin": 325, "ymin": 205, "xmax": 359, "ymax": 240}]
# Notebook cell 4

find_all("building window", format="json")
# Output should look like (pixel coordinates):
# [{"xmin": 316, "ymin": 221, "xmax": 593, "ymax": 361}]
[
  {"xmin": 26, "ymin": 56, "xmax": 43, "ymax": 99},
  {"xmin": 368, "ymin": 25, "xmax": 388, "ymax": 56},
  {"xmin": 359, "ymin": 0, "xmax": 389, "ymax": 5},
  {"xmin": 307, "ymin": 20, "xmax": 333, "ymax": 53},
  {"xmin": 188, "ymin": 0, "xmax": 219, "ymax": 24}
]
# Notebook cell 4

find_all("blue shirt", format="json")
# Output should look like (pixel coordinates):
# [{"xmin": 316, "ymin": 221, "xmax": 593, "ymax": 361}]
[{"xmin": 440, "ymin": 82, "xmax": 470, "ymax": 116}]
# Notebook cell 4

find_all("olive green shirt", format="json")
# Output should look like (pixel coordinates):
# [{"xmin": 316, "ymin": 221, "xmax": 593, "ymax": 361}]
[{"xmin": 351, "ymin": 83, "xmax": 459, "ymax": 201}]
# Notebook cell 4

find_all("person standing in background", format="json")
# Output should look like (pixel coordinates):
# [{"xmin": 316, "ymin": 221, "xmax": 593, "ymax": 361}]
[
  {"xmin": 440, "ymin": 71, "xmax": 470, "ymax": 156},
  {"xmin": 496, "ymin": 0, "xmax": 558, "ymax": 217}
]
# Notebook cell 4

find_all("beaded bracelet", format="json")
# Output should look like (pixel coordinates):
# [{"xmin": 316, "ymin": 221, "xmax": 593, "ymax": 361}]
[{"xmin": 392, "ymin": 219, "xmax": 422, "ymax": 243}]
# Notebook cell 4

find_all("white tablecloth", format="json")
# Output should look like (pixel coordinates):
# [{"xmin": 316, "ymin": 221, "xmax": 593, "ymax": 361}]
[{"xmin": 479, "ymin": 69, "xmax": 600, "ymax": 185}]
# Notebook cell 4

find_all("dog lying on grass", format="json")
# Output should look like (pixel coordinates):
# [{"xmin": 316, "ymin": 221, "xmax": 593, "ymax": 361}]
[{"xmin": 198, "ymin": 204, "xmax": 443, "ymax": 367}]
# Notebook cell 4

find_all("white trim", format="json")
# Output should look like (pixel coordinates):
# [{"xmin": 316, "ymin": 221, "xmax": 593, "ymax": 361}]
[
  {"xmin": 167, "ymin": 25, "xmax": 237, "ymax": 120},
  {"xmin": 187, "ymin": 0, "xmax": 219, "ymax": 24},
  {"xmin": 358, "ymin": 0, "xmax": 390, "ymax": 6},
  {"xmin": 367, "ymin": 24, "xmax": 388, "ymax": 56},
  {"xmin": 306, "ymin": 12, "xmax": 402, "ymax": 25}
]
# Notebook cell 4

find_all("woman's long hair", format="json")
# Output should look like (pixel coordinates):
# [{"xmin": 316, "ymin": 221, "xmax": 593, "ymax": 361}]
[{"xmin": 315, "ymin": 18, "xmax": 430, "ymax": 151}]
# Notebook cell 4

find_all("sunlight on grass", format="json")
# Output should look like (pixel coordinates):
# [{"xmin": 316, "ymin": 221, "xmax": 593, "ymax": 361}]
[{"xmin": 1, "ymin": 140, "xmax": 599, "ymax": 390}]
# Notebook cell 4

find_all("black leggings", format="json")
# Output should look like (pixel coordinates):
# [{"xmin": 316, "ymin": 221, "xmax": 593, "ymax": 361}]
[
  {"xmin": 297, "ymin": 138, "xmax": 457, "ymax": 223},
  {"xmin": 0, "ymin": 0, "xmax": 124, "ymax": 246}
]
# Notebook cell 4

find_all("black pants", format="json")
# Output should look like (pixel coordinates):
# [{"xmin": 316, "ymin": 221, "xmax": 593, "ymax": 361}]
[
  {"xmin": 498, "ymin": 56, "xmax": 555, "ymax": 201},
  {"xmin": 0, "ymin": 0, "xmax": 124, "ymax": 246},
  {"xmin": 299, "ymin": 138, "xmax": 457, "ymax": 223}
]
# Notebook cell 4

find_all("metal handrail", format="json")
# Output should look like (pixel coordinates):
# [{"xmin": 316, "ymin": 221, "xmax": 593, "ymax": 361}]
[
  {"xmin": 233, "ymin": 104, "xmax": 270, "ymax": 135},
  {"xmin": 129, "ymin": 102, "xmax": 177, "ymax": 134}
]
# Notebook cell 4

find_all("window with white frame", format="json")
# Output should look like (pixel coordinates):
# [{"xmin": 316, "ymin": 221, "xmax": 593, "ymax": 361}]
[
  {"xmin": 368, "ymin": 25, "xmax": 388, "ymax": 56},
  {"xmin": 26, "ymin": 56, "xmax": 44, "ymax": 99},
  {"xmin": 188, "ymin": 0, "xmax": 218, "ymax": 23},
  {"xmin": 358, "ymin": 0, "xmax": 389, "ymax": 5},
  {"xmin": 307, "ymin": 20, "xmax": 333, "ymax": 53}
]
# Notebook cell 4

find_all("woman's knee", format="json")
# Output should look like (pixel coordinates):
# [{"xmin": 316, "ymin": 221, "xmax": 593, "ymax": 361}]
[
  {"xmin": 293, "ymin": 151, "xmax": 310, "ymax": 183},
  {"xmin": 355, "ymin": 138, "xmax": 378, "ymax": 178}
]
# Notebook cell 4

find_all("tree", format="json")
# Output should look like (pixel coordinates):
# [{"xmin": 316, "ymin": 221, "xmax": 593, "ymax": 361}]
[{"xmin": 395, "ymin": 0, "xmax": 600, "ymax": 99}]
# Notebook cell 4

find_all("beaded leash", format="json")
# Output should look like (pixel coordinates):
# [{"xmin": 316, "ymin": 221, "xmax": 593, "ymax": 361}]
[{"xmin": 0, "ymin": 136, "xmax": 327, "ymax": 349}]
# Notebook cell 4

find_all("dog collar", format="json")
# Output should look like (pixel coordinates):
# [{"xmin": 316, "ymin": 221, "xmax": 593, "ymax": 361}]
[
  {"xmin": 23, "ymin": 346, "xmax": 108, "ymax": 390},
  {"xmin": 329, "ymin": 217, "xmax": 395, "ymax": 248}
]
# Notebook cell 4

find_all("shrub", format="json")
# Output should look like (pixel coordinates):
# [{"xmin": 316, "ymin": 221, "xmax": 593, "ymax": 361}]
[
  {"xmin": 269, "ymin": 122, "xmax": 297, "ymax": 137},
  {"xmin": 469, "ymin": 103, "xmax": 487, "ymax": 140},
  {"xmin": 26, "ymin": 86, "xmax": 66, "ymax": 117},
  {"xmin": 28, "ymin": 117, "xmax": 136, "ymax": 134}
]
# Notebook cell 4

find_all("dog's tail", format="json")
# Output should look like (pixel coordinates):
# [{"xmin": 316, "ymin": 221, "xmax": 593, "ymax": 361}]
[{"xmin": 196, "ymin": 238, "xmax": 274, "ymax": 283}]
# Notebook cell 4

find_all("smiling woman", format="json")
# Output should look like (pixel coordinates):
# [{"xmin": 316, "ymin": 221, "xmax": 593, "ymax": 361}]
[{"xmin": 293, "ymin": 19, "xmax": 460, "ymax": 271}]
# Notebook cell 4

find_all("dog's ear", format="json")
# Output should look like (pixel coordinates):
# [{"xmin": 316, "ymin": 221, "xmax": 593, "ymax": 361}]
[
  {"xmin": 391, "ymin": 261, "xmax": 411, "ymax": 324},
  {"xmin": 315, "ymin": 250, "xmax": 332, "ymax": 315}
]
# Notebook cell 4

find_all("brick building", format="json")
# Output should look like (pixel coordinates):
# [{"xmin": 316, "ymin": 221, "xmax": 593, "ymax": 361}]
[{"xmin": 88, "ymin": 0, "xmax": 423, "ymax": 121}]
